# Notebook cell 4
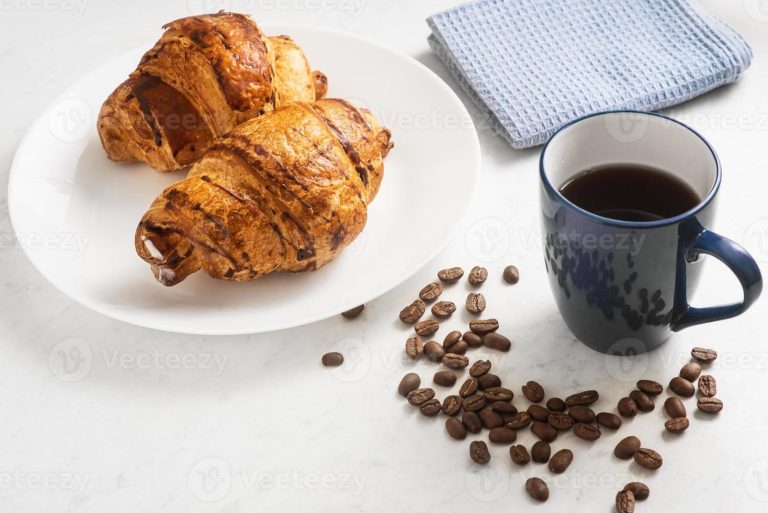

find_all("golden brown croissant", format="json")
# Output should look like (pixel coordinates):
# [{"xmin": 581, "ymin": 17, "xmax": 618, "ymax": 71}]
[
  {"xmin": 97, "ymin": 12, "xmax": 328, "ymax": 172},
  {"xmin": 135, "ymin": 98, "xmax": 393, "ymax": 286}
]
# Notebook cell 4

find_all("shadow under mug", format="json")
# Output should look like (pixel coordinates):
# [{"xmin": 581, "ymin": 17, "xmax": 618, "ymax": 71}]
[{"xmin": 540, "ymin": 111, "xmax": 762, "ymax": 354}]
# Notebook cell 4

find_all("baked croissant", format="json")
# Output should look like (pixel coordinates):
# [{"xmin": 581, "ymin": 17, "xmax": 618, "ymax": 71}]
[
  {"xmin": 97, "ymin": 12, "xmax": 328, "ymax": 172},
  {"xmin": 135, "ymin": 98, "xmax": 393, "ymax": 286}
]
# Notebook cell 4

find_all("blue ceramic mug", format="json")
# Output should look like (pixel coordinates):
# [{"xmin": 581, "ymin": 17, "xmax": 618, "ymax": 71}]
[{"xmin": 540, "ymin": 111, "xmax": 762, "ymax": 354}]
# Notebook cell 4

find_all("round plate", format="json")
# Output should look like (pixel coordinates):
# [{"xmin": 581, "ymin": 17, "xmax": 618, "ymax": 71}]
[{"xmin": 8, "ymin": 24, "xmax": 481, "ymax": 335}]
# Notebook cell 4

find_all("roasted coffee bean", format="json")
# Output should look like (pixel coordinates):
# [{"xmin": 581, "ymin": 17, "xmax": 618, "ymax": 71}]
[
  {"xmin": 438, "ymin": 266, "xmax": 464, "ymax": 283},
  {"xmin": 617, "ymin": 397, "xmax": 638, "ymax": 418},
  {"xmin": 489, "ymin": 427, "xmax": 517, "ymax": 443},
  {"xmin": 321, "ymin": 352, "xmax": 344, "ymax": 366},
  {"xmin": 462, "ymin": 411, "xmax": 483, "ymax": 433},
  {"xmin": 442, "ymin": 353, "xmax": 469, "ymax": 370},
  {"xmin": 483, "ymin": 333, "xmax": 511, "ymax": 352},
  {"xmin": 691, "ymin": 346, "xmax": 717, "ymax": 363},
  {"xmin": 341, "ymin": 305, "xmax": 364, "ymax": 319},
  {"xmin": 490, "ymin": 401, "xmax": 517, "ymax": 414},
  {"xmin": 548, "ymin": 449, "xmax": 573, "ymax": 473},
  {"xmin": 506, "ymin": 412, "xmax": 532, "ymax": 430},
  {"xmin": 446, "ymin": 417, "xmax": 467, "ymax": 440},
  {"xmin": 433, "ymin": 370, "xmax": 457, "ymax": 387},
  {"xmin": 568, "ymin": 405, "xmax": 596, "ymax": 424},
  {"xmin": 420, "ymin": 398, "xmax": 442, "ymax": 416},
  {"xmin": 470, "ymin": 318, "xmax": 499, "ymax": 335},
  {"xmin": 546, "ymin": 397, "xmax": 566, "ymax": 411},
  {"xmin": 574, "ymin": 423, "xmax": 601, "ymax": 441},
  {"xmin": 462, "ymin": 331, "xmax": 483, "ymax": 347},
  {"xmin": 634, "ymin": 448, "xmax": 663, "ymax": 470},
  {"xmin": 565, "ymin": 390, "xmax": 599, "ymax": 407},
  {"xmin": 664, "ymin": 417, "xmax": 689, "ymax": 433},
  {"xmin": 405, "ymin": 336, "xmax": 423, "ymax": 358},
  {"xmin": 469, "ymin": 359, "xmax": 492, "ymax": 378},
  {"xmin": 432, "ymin": 301, "xmax": 456, "ymax": 319},
  {"xmin": 448, "ymin": 341, "xmax": 469, "ymax": 355},
  {"xmin": 484, "ymin": 387, "xmax": 514, "ymax": 402},
  {"xmin": 596, "ymin": 412, "xmax": 622, "ymax": 430},
  {"xmin": 547, "ymin": 412, "xmax": 574, "ymax": 430},
  {"xmin": 477, "ymin": 373, "xmax": 502, "ymax": 389},
  {"xmin": 616, "ymin": 490, "xmax": 635, "ymax": 513},
  {"xmin": 531, "ymin": 440, "xmax": 551, "ymax": 463},
  {"xmin": 624, "ymin": 482, "xmax": 650, "ymax": 501},
  {"xmin": 522, "ymin": 381, "xmax": 545, "ymax": 403},
  {"xmin": 510, "ymin": 444, "xmax": 531, "ymax": 465},
  {"xmin": 503, "ymin": 265, "xmax": 520, "ymax": 284},
  {"xmin": 669, "ymin": 376, "xmax": 695, "ymax": 397},
  {"xmin": 468, "ymin": 266, "xmax": 488, "ymax": 286},
  {"xmin": 525, "ymin": 477, "xmax": 548, "ymax": 502},
  {"xmin": 423, "ymin": 340, "xmax": 445, "ymax": 362},
  {"xmin": 460, "ymin": 379, "xmax": 479, "ymax": 398},
  {"xmin": 443, "ymin": 330, "xmax": 463, "ymax": 350},
  {"xmin": 528, "ymin": 404, "xmax": 551, "ymax": 422},
  {"xmin": 629, "ymin": 390, "xmax": 655, "ymax": 412},
  {"xmin": 399, "ymin": 300, "xmax": 426, "ymax": 324},
  {"xmin": 697, "ymin": 397, "xmax": 723, "ymax": 413},
  {"xmin": 664, "ymin": 397, "xmax": 686, "ymax": 418},
  {"xmin": 680, "ymin": 362, "xmax": 702, "ymax": 381},
  {"xmin": 419, "ymin": 282, "xmax": 443, "ymax": 302},
  {"xmin": 469, "ymin": 440, "xmax": 491, "ymax": 464},
  {"xmin": 398, "ymin": 373, "xmax": 420, "ymax": 397},
  {"xmin": 614, "ymin": 436, "xmax": 641, "ymax": 459},
  {"xmin": 636, "ymin": 379, "xmax": 663, "ymax": 396},
  {"xmin": 415, "ymin": 319, "xmax": 439, "ymax": 336},
  {"xmin": 466, "ymin": 293, "xmax": 486, "ymax": 314},
  {"xmin": 479, "ymin": 407, "xmax": 504, "ymax": 429},
  {"xmin": 698, "ymin": 375, "xmax": 717, "ymax": 397},
  {"xmin": 531, "ymin": 421, "xmax": 557, "ymax": 443},
  {"xmin": 442, "ymin": 395, "xmax": 462, "ymax": 416},
  {"xmin": 407, "ymin": 388, "xmax": 435, "ymax": 406},
  {"xmin": 463, "ymin": 394, "xmax": 487, "ymax": 412}
]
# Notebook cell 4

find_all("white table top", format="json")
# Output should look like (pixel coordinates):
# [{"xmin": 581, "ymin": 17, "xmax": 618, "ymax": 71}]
[{"xmin": 1, "ymin": 1, "xmax": 768, "ymax": 511}]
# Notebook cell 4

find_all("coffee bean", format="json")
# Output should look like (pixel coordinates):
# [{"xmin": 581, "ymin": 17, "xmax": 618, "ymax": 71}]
[
  {"xmin": 468, "ymin": 266, "xmax": 488, "ymax": 286},
  {"xmin": 442, "ymin": 353, "xmax": 469, "ymax": 370},
  {"xmin": 697, "ymin": 396, "xmax": 723, "ymax": 413},
  {"xmin": 432, "ymin": 301, "xmax": 456, "ymax": 319},
  {"xmin": 565, "ymin": 390, "xmax": 599, "ymax": 407},
  {"xmin": 547, "ymin": 412, "xmax": 574, "ymax": 430},
  {"xmin": 407, "ymin": 388, "xmax": 435, "ymax": 406},
  {"xmin": 531, "ymin": 421, "xmax": 557, "ymax": 442},
  {"xmin": 484, "ymin": 387, "xmax": 514, "ymax": 402},
  {"xmin": 629, "ymin": 390, "xmax": 655, "ymax": 412},
  {"xmin": 636, "ymin": 379, "xmax": 663, "ymax": 396},
  {"xmin": 522, "ymin": 381, "xmax": 545, "ymax": 402},
  {"xmin": 531, "ymin": 440, "xmax": 551, "ymax": 463},
  {"xmin": 419, "ymin": 282, "xmax": 443, "ymax": 302},
  {"xmin": 463, "ymin": 394, "xmax": 487, "ymax": 412},
  {"xmin": 617, "ymin": 397, "xmax": 638, "ymax": 418},
  {"xmin": 469, "ymin": 440, "xmax": 491, "ymax": 464},
  {"xmin": 479, "ymin": 407, "xmax": 504, "ymax": 429},
  {"xmin": 470, "ymin": 318, "xmax": 499, "ymax": 335},
  {"xmin": 596, "ymin": 412, "xmax": 622, "ymax": 430},
  {"xmin": 698, "ymin": 375, "xmax": 717, "ymax": 397},
  {"xmin": 477, "ymin": 373, "xmax": 502, "ymax": 389},
  {"xmin": 490, "ymin": 401, "xmax": 517, "ymax": 414},
  {"xmin": 691, "ymin": 346, "xmax": 717, "ymax": 363},
  {"xmin": 482, "ymin": 332, "xmax": 511, "ymax": 351},
  {"xmin": 664, "ymin": 396, "xmax": 686, "ymax": 418},
  {"xmin": 623, "ymin": 482, "xmax": 650, "ymax": 501},
  {"xmin": 528, "ymin": 404, "xmax": 551, "ymax": 422},
  {"xmin": 341, "ymin": 305, "xmax": 364, "ymax": 319},
  {"xmin": 469, "ymin": 360, "xmax": 492, "ymax": 378},
  {"xmin": 614, "ymin": 436, "xmax": 641, "ymax": 459},
  {"xmin": 634, "ymin": 448, "xmax": 663, "ymax": 469},
  {"xmin": 489, "ymin": 427, "xmax": 517, "ymax": 443},
  {"xmin": 462, "ymin": 331, "xmax": 483, "ymax": 347},
  {"xmin": 443, "ymin": 330, "xmax": 462, "ymax": 350},
  {"xmin": 415, "ymin": 319, "xmax": 439, "ymax": 336},
  {"xmin": 423, "ymin": 340, "xmax": 445, "ymax": 362},
  {"xmin": 548, "ymin": 449, "xmax": 573, "ymax": 473},
  {"xmin": 616, "ymin": 490, "xmax": 635, "ymax": 513},
  {"xmin": 405, "ymin": 336, "xmax": 423, "ymax": 358},
  {"xmin": 446, "ymin": 417, "xmax": 467, "ymax": 439},
  {"xmin": 442, "ymin": 395, "xmax": 462, "ymax": 416},
  {"xmin": 664, "ymin": 417, "xmax": 689, "ymax": 433},
  {"xmin": 510, "ymin": 444, "xmax": 531, "ymax": 465},
  {"xmin": 398, "ymin": 373, "xmax": 420, "ymax": 397},
  {"xmin": 321, "ymin": 352, "xmax": 344, "ymax": 366},
  {"xmin": 460, "ymin": 379, "xmax": 479, "ymax": 398},
  {"xmin": 546, "ymin": 397, "xmax": 566, "ymax": 411},
  {"xmin": 465, "ymin": 293, "xmax": 486, "ymax": 314},
  {"xmin": 574, "ymin": 423, "xmax": 601, "ymax": 441},
  {"xmin": 525, "ymin": 477, "xmax": 548, "ymax": 502},
  {"xmin": 420, "ymin": 398, "xmax": 442, "ymax": 416},
  {"xmin": 506, "ymin": 412, "xmax": 532, "ymax": 430},
  {"xmin": 433, "ymin": 370, "xmax": 457, "ymax": 387},
  {"xmin": 680, "ymin": 362, "xmax": 702, "ymax": 381},
  {"xmin": 462, "ymin": 411, "xmax": 483, "ymax": 433},
  {"xmin": 503, "ymin": 265, "xmax": 520, "ymax": 284},
  {"xmin": 438, "ymin": 266, "xmax": 464, "ymax": 283},
  {"xmin": 669, "ymin": 376, "xmax": 695, "ymax": 397},
  {"xmin": 568, "ymin": 405, "xmax": 596, "ymax": 424},
  {"xmin": 450, "ymin": 341, "xmax": 470, "ymax": 355},
  {"xmin": 399, "ymin": 300, "xmax": 426, "ymax": 324}
]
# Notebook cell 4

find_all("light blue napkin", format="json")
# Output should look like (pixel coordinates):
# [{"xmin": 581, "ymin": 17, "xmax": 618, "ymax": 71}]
[{"xmin": 427, "ymin": 0, "xmax": 752, "ymax": 149}]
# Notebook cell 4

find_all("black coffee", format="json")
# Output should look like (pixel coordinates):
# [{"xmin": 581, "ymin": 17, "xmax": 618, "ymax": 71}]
[{"xmin": 559, "ymin": 164, "xmax": 701, "ymax": 222}]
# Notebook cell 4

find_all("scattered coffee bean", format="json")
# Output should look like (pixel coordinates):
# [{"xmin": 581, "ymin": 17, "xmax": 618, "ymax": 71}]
[
  {"xmin": 482, "ymin": 332, "xmax": 511, "ymax": 351},
  {"xmin": 548, "ymin": 449, "xmax": 573, "ymax": 473},
  {"xmin": 321, "ymin": 352, "xmax": 344, "ymax": 366},
  {"xmin": 432, "ymin": 301, "xmax": 456, "ymax": 319},
  {"xmin": 469, "ymin": 359, "xmax": 492, "ymax": 378},
  {"xmin": 697, "ymin": 396, "xmax": 723, "ymax": 413},
  {"xmin": 489, "ymin": 427, "xmax": 518, "ymax": 443},
  {"xmin": 528, "ymin": 404, "xmax": 551, "ymax": 422},
  {"xmin": 596, "ymin": 412, "xmax": 622, "ymax": 430},
  {"xmin": 415, "ymin": 319, "xmax": 439, "ymax": 337},
  {"xmin": 634, "ymin": 448, "xmax": 663, "ymax": 470},
  {"xmin": 574, "ymin": 423, "xmax": 601, "ymax": 441},
  {"xmin": 503, "ymin": 265, "xmax": 520, "ymax": 284},
  {"xmin": 531, "ymin": 421, "xmax": 557, "ymax": 442},
  {"xmin": 510, "ymin": 444, "xmax": 531, "ymax": 465},
  {"xmin": 636, "ymin": 379, "xmax": 663, "ymax": 396},
  {"xmin": 531, "ymin": 441, "xmax": 551, "ymax": 463},
  {"xmin": 618, "ymin": 397, "xmax": 638, "ymax": 418},
  {"xmin": 477, "ymin": 373, "xmax": 502, "ymax": 389},
  {"xmin": 568, "ymin": 405, "xmax": 596, "ymax": 424},
  {"xmin": 669, "ymin": 376, "xmax": 695, "ymax": 397},
  {"xmin": 442, "ymin": 395, "xmax": 462, "ymax": 416},
  {"xmin": 490, "ymin": 401, "xmax": 517, "ymax": 414},
  {"xmin": 438, "ymin": 266, "xmax": 464, "ymax": 283},
  {"xmin": 680, "ymin": 362, "xmax": 702, "ymax": 381},
  {"xmin": 616, "ymin": 490, "xmax": 635, "ymax": 513},
  {"xmin": 469, "ymin": 440, "xmax": 491, "ymax": 464},
  {"xmin": 419, "ymin": 282, "xmax": 443, "ymax": 302},
  {"xmin": 546, "ymin": 397, "xmax": 566, "ymax": 411},
  {"xmin": 664, "ymin": 396, "xmax": 686, "ymax": 418},
  {"xmin": 442, "ymin": 330, "xmax": 462, "ymax": 349},
  {"xmin": 449, "ymin": 340, "xmax": 469, "ymax": 355},
  {"xmin": 470, "ymin": 318, "xmax": 499, "ymax": 335},
  {"xmin": 522, "ymin": 381, "xmax": 545, "ymax": 402},
  {"xmin": 506, "ymin": 412, "xmax": 532, "ymax": 430},
  {"xmin": 547, "ymin": 412, "xmax": 574, "ymax": 430},
  {"xmin": 462, "ymin": 331, "xmax": 483, "ymax": 347},
  {"xmin": 691, "ymin": 346, "xmax": 717, "ymax": 363},
  {"xmin": 460, "ymin": 379, "xmax": 479, "ymax": 398},
  {"xmin": 484, "ymin": 387, "xmax": 514, "ymax": 402},
  {"xmin": 442, "ymin": 353, "xmax": 469, "ymax": 370},
  {"xmin": 698, "ymin": 375, "xmax": 717, "ymax": 397},
  {"xmin": 462, "ymin": 411, "xmax": 483, "ymax": 433},
  {"xmin": 398, "ymin": 373, "xmax": 420, "ymax": 397},
  {"xmin": 468, "ymin": 266, "xmax": 489, "ymax": 286},
  {"xmin": 664, "ymin": 417, "xmax": 689, "ymax": 433},
  {"xmin": 420, "ymin": 398, "xmax": 442, "ymax": 416},
  {"xmin": 424, "ymin": 340, "xmax": 445, "ymax": 362},
  {"xmin": 399, "ymin": 300, "xmax": 426, "ymax": 324},
  {"xmin": 525, "ymin": 477, "xmax": 549, "ymax": 502},
  {"xmin": 479, "ymin": 407, "xmax": 504, "ymax": 429},
  {"xmin": 623, "ymin": 482, "xmax": 650, "ymax": 501},
  {"xmin": 446, "ymin": 417, "xmax": 467, "ymax": 439},
  {"xmin": 463, "ymin": 394, "xmax": 487, "ymax": 412},
  {"xmin": 341, "ymin": 305, "xmax": 364, "ymax": 319},
  {"xmin": 407, "ymin": 387, "xmax": 435, "ymax": 406},
  {"xmin": 629, "ymin": 390, "xmax": 655, "ymax": 412},
  {"xmin": 614, "ymin": 436, "xmax": 641, "ymax": 459},
  {"xmin": 405, "ymin": 336, "xmax": 423, "ymax": 358},
  {"xmin": 565, "ymin": 390, "xmax": 599, "ymax": 407},
  {"xmin": 433, "ymin": 370, "xmax": 457, "ymax": 387},
  {"xmin": 465, "ymin": 293, "xmax": 486, "ymax": 314}
]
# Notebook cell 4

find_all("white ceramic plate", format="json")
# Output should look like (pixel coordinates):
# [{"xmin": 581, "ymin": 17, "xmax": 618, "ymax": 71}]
[{"xmin": 8, "ymin": 24, "xmax": 481, "ymax": 335}]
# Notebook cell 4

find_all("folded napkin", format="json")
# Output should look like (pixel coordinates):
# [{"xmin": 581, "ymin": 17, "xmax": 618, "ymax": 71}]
[{"xmin": 427, "ymin": 0, "xmax": 752, "ymax": 148}]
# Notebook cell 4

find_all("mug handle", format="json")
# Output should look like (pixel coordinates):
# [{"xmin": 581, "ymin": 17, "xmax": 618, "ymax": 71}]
[{"xmin": 671, "ymin": 227, "xmax": 763, "ymax": 331}]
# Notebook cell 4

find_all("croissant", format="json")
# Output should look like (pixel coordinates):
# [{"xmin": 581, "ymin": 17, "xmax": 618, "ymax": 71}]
[
  {"xmin": 97, "ymin": 12, "xmax": 328, "ymax": 172},
  {"xmin": 135, "ymin": 98, "xmax": 393, "ymax": 286}
]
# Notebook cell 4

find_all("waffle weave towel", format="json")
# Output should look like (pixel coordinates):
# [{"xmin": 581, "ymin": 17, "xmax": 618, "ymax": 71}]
[{"xmin": 427, "ymin": 0, "xmax": 752, "ymax": 148}]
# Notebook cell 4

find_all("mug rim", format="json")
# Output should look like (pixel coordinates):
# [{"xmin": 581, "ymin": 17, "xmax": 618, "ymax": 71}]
[{"xmin": 539, "ymin": 110, "xmax": 722, "ymax": 229}]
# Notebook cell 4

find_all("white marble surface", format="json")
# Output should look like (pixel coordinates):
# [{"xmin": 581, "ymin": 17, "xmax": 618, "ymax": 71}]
[{"xmin": 2, "ymin": 1, "xmax": 768, "ymax": 511}]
